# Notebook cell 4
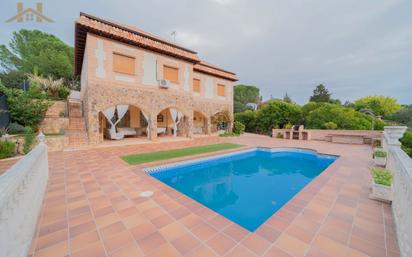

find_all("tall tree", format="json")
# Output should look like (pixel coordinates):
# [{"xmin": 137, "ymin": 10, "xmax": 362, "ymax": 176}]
[
  {"xmin": 0, "ymin": 29, "xmax": 74, "ymax": 79},
  {"xmin": 354, "ymin": 96, "xmax": 401, "ymax": 117},
  {"xmin": 233, "ymin": 84, "xmax": 260, "ymax": 113},
  {"xmin": 309, "ymin": 84, "xmax": 331, "ymax": 103}
]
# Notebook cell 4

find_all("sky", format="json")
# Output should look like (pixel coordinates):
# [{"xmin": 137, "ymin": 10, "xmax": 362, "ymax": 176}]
[{"xmin": 1, "ymin": 0, "xmax": 411, "ymax": 104}]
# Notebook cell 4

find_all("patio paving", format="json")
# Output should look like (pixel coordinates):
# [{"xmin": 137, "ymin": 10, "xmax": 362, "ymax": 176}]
[{"xmin": 28, "ymin": 134, "xmax": 400, "ymax": 257}]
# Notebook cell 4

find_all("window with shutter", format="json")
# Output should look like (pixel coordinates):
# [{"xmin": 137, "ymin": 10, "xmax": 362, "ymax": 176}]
[
  {"xmin": 163, "ymin": 65, "xmax": 179, "ymax": 83},
  {"xmin": 193, "ymin": 79, "xmax": 201, "ymax": 93},
  {"xmin": 217, "ymin": 84, "xmax": 225, "ymax": 96},
  {"xmin": 113, "ymin": 53, "xmax": 135, "ymax": 75}
]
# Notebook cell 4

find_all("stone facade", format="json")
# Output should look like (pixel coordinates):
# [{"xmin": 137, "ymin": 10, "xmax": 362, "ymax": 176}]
[
  {"xmin": 40, "ymin": 101, "xmax": 69, "ymax": 134},
  {"xmin": 79, "ymin": 32, "xmax": 236, "ymax": 145}
]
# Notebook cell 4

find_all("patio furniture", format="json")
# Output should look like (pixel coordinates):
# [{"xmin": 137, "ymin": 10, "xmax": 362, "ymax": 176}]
[
  {"xmin": 157, "ymin": 127, "xmax": 166, "ymax": 135},
  {"xmin": 102, "ymin": 105, "xmax": 129, "ymax": 140},
  {"xmin": 117, "ymin": 127, "xmax": 137, "ymax": 137},
  {"xmin": 106, "ymin": 127, "xmax": 124, "ymax": 140},
  {"xmin": 192, "ymin": 127, "xmax": 203, "ymax": 134}
]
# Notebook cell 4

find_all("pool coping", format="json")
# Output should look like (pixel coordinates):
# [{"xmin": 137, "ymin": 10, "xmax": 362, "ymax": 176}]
[{"xmin": 144, "ymin": 146, "xmax": 339, "ymax": 175}]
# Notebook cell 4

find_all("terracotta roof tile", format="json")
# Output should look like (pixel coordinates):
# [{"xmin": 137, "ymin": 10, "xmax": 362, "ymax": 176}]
[{"xmin": 75, "ymin": 13, "xmax": 238, "ymax": 81}]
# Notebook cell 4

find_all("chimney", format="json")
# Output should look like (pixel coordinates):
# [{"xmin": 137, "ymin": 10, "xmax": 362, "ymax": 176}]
[
  {"xmin": 36, "ymin": 3, "xmax": 43, "ymax": 22},
  {"xmin": 17, "ymin": 2, "xmax": 23, "ymax": 22}
]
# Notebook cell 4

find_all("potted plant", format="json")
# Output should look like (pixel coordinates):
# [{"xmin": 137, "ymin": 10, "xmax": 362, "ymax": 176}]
[
  {"xmin": 373, "ymin": 149, "xmax": 387, "ymax": 166},
  {"xmin": 370, "ymin": 168, "xmax": 393, "ymax": 202}
]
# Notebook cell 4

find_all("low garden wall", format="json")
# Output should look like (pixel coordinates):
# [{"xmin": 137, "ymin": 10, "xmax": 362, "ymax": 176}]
[
  {"xmin": 40, "ymin": 101, "xmax": 69, "ymax": 134},
  {"xmin": 0, "ymin": 134, "xmax": 49, "ymax": 257},
  {"xmin": 272, "ymin": 128, "xmax": 382, "ymax": 143},
  {"xmin": 45, "ymin": 135, "xmax": 69, "ymax": 151},
  {"xmin": 383, "ymin": 126, "xmax": 412, "ymax": 257}
]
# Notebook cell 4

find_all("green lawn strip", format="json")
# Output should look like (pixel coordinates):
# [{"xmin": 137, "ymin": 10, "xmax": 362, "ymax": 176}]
[{"xmin": 121, "ymin": 143, "xmax": 244, "ymax": 165}]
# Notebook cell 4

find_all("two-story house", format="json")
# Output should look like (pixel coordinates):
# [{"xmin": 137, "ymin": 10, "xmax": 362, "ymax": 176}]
[{"xmin": 74, "ymin": 13, "xmax": 238, "ymax": 144}]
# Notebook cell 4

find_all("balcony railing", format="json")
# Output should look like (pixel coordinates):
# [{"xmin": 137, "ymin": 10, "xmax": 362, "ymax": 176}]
[
  {"xmin": 383, "ymin": 126, "xmax": 412, "ymax": 257},
  {"xmin": 0, "ymin": 133, "xmax": 49, "ymax": 257}
]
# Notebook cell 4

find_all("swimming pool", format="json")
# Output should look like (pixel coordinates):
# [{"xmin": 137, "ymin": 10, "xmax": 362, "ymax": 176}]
[{"xmin": 147, "ymin": 148, "xmax": 337, "ymax": 231}]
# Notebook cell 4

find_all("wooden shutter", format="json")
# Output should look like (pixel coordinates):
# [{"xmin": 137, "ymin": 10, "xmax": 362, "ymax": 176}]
[
  {"xmin": 163, "ymin": 65, "xmax": 179, "ymax": 83},
  {"xmin": 113, "ymin": 53, "xmax": 135, "ymax": 75},
  {"xmin": 217, "ymin": 84, "xmax": 225, "ymax": 96},
  {"xmin": 193, "ymin": 79, "xmax": 201, "ymax": 93}
]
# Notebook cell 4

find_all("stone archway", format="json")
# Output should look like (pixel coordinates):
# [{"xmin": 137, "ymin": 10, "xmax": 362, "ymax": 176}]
[
  {"xmin": 155, "ymin": 107, "xmax": 192, "ymax": 138},
  {"xmin": 211, "ymin": 110, "xmax": 231, "ymax": 133},
  {"xmin": 98, "ymin": 104, "xmax": 150, "ymax": 141},
  {"xmin": 193, "ymin": 111, "xmax": 208, "ymax": 135}
]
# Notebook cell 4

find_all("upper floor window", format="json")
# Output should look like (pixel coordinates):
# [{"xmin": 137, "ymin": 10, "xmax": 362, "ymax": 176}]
[
  {"xmin": 217, "ymin": 84, "xmax": 226, "ymax": 97},
  {"xmin": 163, "ymin": 65, "xmax": 179, "ymax": 83},
  {"xmin": 193, "ymin": 78, "xmax": 201, "ymax": 93},
  {"xmin": 113, "ymin": 53, "xmax": 135, "ymax": 75}
]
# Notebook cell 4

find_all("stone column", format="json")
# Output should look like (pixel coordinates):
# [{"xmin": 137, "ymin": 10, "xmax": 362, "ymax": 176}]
[
  {"xmin": 149, "ymin": 113, "xmax": 158, "ymax": 141},
  {"xmin": 187, "ymin": 113, "xmax": 194, "ymax": 138},
  {"xmin": 205, "ymin": 116, "xmax": 212, "ymax": 135}
]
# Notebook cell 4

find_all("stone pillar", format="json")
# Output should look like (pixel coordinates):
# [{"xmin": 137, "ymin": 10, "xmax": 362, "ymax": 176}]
[
  {"xmin": 149, "ymin": 113, "xmax": 158, "ymax": 141},
  {"xmin": 187, "ymin": 113, "xmax": 194, "ymax": 138},
  {"xmin": 205, "ymin": 116, "xmax": 212, "ymax": 135},
  {"xmin": 384, "ymin": 126, "xmax": 407, "ymax": 147}
]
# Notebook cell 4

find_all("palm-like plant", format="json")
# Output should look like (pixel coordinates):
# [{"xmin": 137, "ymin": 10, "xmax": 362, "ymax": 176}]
[{"xmin": 28, "ymin": 74, "xmax": 64, "ymax": 98}]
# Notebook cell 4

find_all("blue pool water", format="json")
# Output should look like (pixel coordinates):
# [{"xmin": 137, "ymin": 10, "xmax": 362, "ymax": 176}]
[{"xmin": 149, "ymin": 148, "xmax": 337, "ymax": 231}]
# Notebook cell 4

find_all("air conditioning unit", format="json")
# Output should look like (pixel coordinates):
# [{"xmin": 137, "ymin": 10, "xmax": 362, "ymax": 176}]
[{"xmin": 158, "ymin": 79, "xmax": 170, "ymax": 88}]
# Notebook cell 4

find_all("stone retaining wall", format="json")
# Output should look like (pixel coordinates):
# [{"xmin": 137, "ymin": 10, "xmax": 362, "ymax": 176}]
[{"xmin": 272, "ymin": 129, "xmax": 382, "ymax": 143}]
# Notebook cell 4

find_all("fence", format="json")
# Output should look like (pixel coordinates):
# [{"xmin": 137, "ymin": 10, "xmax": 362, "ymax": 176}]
[
  {"xmin": 0, "ymin": 134, "xmax": 49, "ymax": 257},
  {"xmin": 383, "ymin": 126, "xmax": 412, "ymax": 257}
]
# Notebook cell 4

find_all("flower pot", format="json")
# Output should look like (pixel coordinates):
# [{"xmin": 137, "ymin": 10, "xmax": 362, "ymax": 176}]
[
  {"xmin": 370, "ymin": 182, "xmax": 393, "ymax": 202},
  {"xmin": 374, "ymin": 156, "xmax": 387, "ymax": 167}
]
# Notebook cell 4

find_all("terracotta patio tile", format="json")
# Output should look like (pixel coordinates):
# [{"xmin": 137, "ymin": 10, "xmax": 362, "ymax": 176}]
[
  {"xmin": 171, "ymin": 233, "xmax": 201, "ymax": 256},
  {"xmin": 151, "ymin": 214, "xmax": 174, "ymax": 228},
  {"xmin": 71, "ymin": 241, "xmax": 106, "ymax": 257},
  {"xmin": 117, "ymin": 207, "xmax": 139, "ymax": 218},
  {"xmin": 38, "ymin": 219, "xmax": 67, "ymax": 237},
  {"xmin": 349, "ymin": 235, "xmax": 386, "ymax": 257},
  {"xmin": 129, "ymin": 222, "xmax": 157, "ymax": 241},
  {"xmin": 71, "ymin": 230, "xmax": 100, "ymax": 252},
  {"xmin": 95, "ymin": 213, "xmax": 121, "ymax": 228},
  {"xmin": 69, "ymin": 212, "xmax": 93, "ymax": 227},
  {"xmin": 222, "ymin": 223, "xmax": 249, "ymax": 242},
  {"xmin": 226, "ymin": 244, "xmax": 258, "ymax": 257},
  {"xmin": 274, "ymin": 233, "xmax": 309, "ymax": 257},
  {"xmin": 70, "ymin": 220, "xmax": 96, "ymax": 238},
  {"xmin": 186, "ymin": 245, "xmax": 218, "ymax": 257},
  {"xmin": 180, "ymin": 213, "xmax": 203, "ymax": 229},
  {"xmin": 191, "ymin": 221, "xmax": 218, "ymax": 241},
  {"xmin": 206, "ymin": 233, "xmax": 237, "ymax": 256},
  {"xmin": 284, "ymin": 224, "xmax": 316, "ymax": 244},
  {"xmin": 121, "ymin": 213, "xmax": 146, "ymax": 229},
  {"xmin": 263, "ymin": 245, "xmax": 293, "ymax": 257},
  {"xmin": 312, "ymin": 234, "xmax": 348, "ymax": 257},
  {"xmin": 147, "ymin": 243, "xmax": 181, "ymax": 257},
  {"xmin": 255, "ymin": 225, "xmax": 281, "ymax": 242},
  {"xmin": 93, "ymin": 206, "xmax": 115, "ymax": 218},
  {"xmin": 241, "ymin": 234, "xmax": 271, "ymax": 256},
  {"xmin": 137, "ymin": 232, "xmax": 167, "ymax": 255},
  {"xmin": 34, "ymin": 240, "xmax": 68, "ymax": 257},
  {"xmin": 99, "ymin": 221, "xmax": 126, "ymax": 239},
  {"xmin": 35, "ymin": 229, "xmax": 68, "ymax": 250},
  {"xmin": 208, "ymin": 214, "xmax": 231, "ymax": 231},
  {"xmin": 103, "ymin": 230, "xmax": 134, "ymax": 254},
  {"xmin": 159, "ymin": 222, "xmax": 187, "ymax": 241},
  {"xmin": 108, "ymin": 243, "xmax": 143, "ymax": 257}
]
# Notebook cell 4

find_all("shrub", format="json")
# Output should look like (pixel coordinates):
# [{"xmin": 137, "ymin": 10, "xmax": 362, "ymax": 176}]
[
  {"xmin": 7, "ymin": 122, "xmax": 25, "ymax": 134},
  {"xmin": 219, "ymin": 131, "xmax": 240, "ymax": 137},
  {"xmin": 354, "ymin": 96, "xmax": 401, "ymax": 117},
  {"xmin": 323, "ymin": 121, "xmax": 338, "ymax": 130},
  {"xmin": 23, "ymin": 127, "xmax": 36, "ymax": 154},
  {"xmin": 234, "ymin": 110, "xmax": 257, "ymax": 132},
  {"xmin": 0, "ymin": 140, "xmax": 15, "ymax": 159},
  {"xmin": 400, "ymin": 130, "xmax": 412, "ymax": 157},
  {"xmin": 372, "ymin": 168, "xmax": 392, "ymax": 186},
  {"xmin": 276, "ymin": 132, "xmax": 284, "ymax": 139},
  {"xmin": 256, "ymin": 100, "xmax": 302, "ymax": 132},
  {"xmin": 233, "ymin": 121, "xmax": 245, "ymax": 134},
  {"xmin": 0, "ymin": 83, "xmax": 52, "ymax": 128},
  {"xmin": 284, "ymin": 123, "xmax": 293, "ymax": 129},
  {"xmin": 374, "ymin": 149, "xmax": 387, "ymax": 158},
  {"xmin": 372, "ymin": 139, "xmax": 382, "ymax": 148},
  {"xmin": 58, "ymin": 86, "xmax": 70, "ymax": 100}
]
